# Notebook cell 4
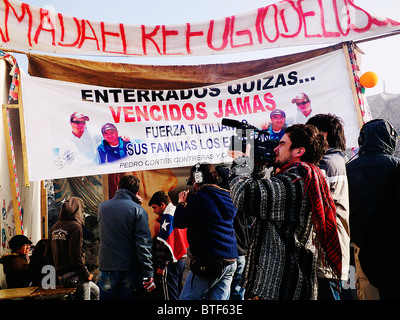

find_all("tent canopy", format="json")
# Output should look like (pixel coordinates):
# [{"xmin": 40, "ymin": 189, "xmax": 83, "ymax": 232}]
[{"xmin": 27, "ymin": 44, "xmax": 342, "ymax": 89}]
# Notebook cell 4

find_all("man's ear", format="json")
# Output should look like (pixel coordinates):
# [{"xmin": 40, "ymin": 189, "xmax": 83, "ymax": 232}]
[{"xmin": 295, "ymin": 147, "xmax": 306, "ymax": 158}]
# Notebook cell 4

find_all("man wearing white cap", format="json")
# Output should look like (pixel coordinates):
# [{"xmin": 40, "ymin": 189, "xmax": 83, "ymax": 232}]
[
  {"xmin": 288, "ymin": 93, "xmax": 315, "ymax": 125},
  {"xmin": 54, "ymin": 112, "xmax": 102, "ymax": 168}
]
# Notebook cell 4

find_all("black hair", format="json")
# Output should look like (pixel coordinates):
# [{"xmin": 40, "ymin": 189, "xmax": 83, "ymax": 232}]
[
  {"xmin": 285, "ymin": 124, "xmax": 328, "ymax": 164},
  {"xmin": 188, "ymin": 163, "xmax": 220, "ymax": 185},
  {"xmin": 118, "ymin": 175, "xmax": 140, "ymax": 194},
  {"xmin": 215, "ymin": 165, "xmax": 230, "ymax": 190},
  {"xmin": 148, "ymin": 191, "xmax": 171, "ymax": 206},
  {"xmin": 306, "ymin": 113, "xmax": 346, "ymax": 151}
]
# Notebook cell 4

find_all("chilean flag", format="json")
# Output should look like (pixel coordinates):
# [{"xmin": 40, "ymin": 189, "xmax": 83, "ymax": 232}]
[{"xmin": 157, "ymin": 203, "xmax": 189, "ymax": 262}]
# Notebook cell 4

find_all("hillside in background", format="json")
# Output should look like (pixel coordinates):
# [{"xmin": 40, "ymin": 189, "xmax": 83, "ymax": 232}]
[{"xmin": 367, "ymin": 92, "xmax": 400, "ymax": 156}]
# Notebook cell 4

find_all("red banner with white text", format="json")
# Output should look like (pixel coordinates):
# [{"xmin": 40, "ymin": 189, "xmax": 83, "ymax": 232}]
[{"xmin": 1, "ymin": 0, "xmax": 399, "ymax": 57}]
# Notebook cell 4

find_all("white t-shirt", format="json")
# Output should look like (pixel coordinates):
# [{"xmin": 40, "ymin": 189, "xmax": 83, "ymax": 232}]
[
  {"xmin": 286, "ymin": 108, "xmax": 316, "ymax": 125},
  {"xmin": 56, "ymin": 128, "xmax": 102, "ymax": 168}
]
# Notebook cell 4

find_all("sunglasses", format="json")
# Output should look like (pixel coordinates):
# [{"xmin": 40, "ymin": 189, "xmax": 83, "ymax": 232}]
[
  {"xmin": 296, "ymin": 101, "xmax": 309, "ymax": 106},
  {"xmin": 71, "ymin": 120, "xmax": 86, "ymax": 125}
]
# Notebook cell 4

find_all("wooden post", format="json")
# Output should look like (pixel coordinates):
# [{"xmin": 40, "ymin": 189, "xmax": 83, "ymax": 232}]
[
  {"xmin": 342, "ymin": 42, "xmax": 364, "ymax": 129},
  {"xmin": 102, "ymin": 174, "xmax": 109, "ymax": 201},
  {"xmin": 2, "ymin": 105, "xmax": 23, "ymax": 235},
  {"xmin": 40, "ymin": 181, "xmax": 48, "ymax": 238},
  {"xmin": 17, "ymin": 85, "xmax": 29, "ymax": 187},
  {"xmin": 4, "ymin": 103, "xmax": 29, "ymax": 187}
]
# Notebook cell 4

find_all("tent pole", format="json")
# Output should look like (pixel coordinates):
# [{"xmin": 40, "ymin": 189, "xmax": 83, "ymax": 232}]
[
  {"xmin": 102, "ymin": 174, "xmax": 109, "ymax": 201},
  {"xmin": 354, "ymin": 30, "xmax": 400, "ymax": 45},
  {"xmin": 342, "ymin": 42, "xmax": 364, "ymax": 129},
  {"xmin": 2, "ymin": 105, "xmax": 23, "ymax": 235},
  {"xmin": 17, "ymin": 86, "xmax": 30, "ymax": 187},
  {"xmin": 40, "ymin": 181, "xmax": 48, "ymax": 239}
]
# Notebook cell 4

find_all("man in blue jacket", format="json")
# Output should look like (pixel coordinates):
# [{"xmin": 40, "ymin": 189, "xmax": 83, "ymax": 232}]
[
  {"xmin": 97, "ymin": 123, "xmax": 131, "ymax": 164},
  {"xmin": 97, "ymin": 175, "xmax": 154, "ymax": 299},
  {"xmin": 261, "ymin": 109, "xmax": 288, "ymax": 141},
  {"xmin": 175, "ymin": 163, "xmax": 238, "ymax": 300}
]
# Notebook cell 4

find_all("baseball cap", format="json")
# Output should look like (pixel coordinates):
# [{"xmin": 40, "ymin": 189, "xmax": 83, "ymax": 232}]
[
  {"xmin": 291, "ymin": 93, "xmax": 310, "ymax": 104},
  {"xmin": 9, "ymin": 235, "xmax": 32, "ymax": 252},
  {"xmin": 270, "ymin": 109, "xmax": 286, "ymax": 118},
  {"xmin": 70, "ymin": 112, "xmax": 89, "ymax": 121},
  {"xmin": 101, "ymin": 123, "xmax": 117, "ymax": 133}
]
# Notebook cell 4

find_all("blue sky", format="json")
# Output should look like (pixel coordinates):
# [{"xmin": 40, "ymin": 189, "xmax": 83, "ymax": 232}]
[{"xmin": 14, "ymin": 0, "xmax": 400, "ymax": 96}]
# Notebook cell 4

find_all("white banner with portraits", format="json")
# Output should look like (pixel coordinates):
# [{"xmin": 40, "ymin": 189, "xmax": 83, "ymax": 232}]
[{"xmin": 22, "ymin": 49, "xmax": 359, "ymax": 181}]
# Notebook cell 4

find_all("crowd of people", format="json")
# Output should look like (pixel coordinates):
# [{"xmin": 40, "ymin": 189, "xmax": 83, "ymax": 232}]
[{"xmin": 1, "ymin": 113, "xmax": 399, "ymax": 301}]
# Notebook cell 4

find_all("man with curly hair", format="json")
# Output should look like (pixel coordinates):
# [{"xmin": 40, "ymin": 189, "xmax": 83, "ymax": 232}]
[{"xmin": 229, "ymin": 124, "xmax": 341, "ymax": 300}]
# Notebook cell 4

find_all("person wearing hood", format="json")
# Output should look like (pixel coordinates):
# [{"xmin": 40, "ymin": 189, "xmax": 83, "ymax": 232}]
[
  {"xmin": 174, "ymin": 163, "xmax": 238, "ymax": 300},
  {"xmin": 358, "ymin": 164, "xmax": 400, "ymax": 299},
  {"xmin": 46, "ymin": 197, "xmax": 99, "ymax": 300},
  {"xmin": 346, "ymin": 119, "xmax": 400, "ymax": 300}
]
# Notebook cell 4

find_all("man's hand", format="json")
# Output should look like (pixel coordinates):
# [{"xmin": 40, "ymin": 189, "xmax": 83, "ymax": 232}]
[
  {"xmin": 156, "ymin": 268, "xmax": 165, "ymax": 276},
  {"xmin": 228, "ymin": 143, "xmax": 252, "ymax": 160},
  {"xmin": 178, "ymin": 190, "xmax": 189, "ymax": 204},
  {"xmin": 136, "ymin": 193, "xmax": 143, "ymax": 204},
  {"xmin": 227, "ymin": 150, "xmax": 246, "ymax": 159},
  {"xmin": 143, "ymin": 277, "xmax": 156, "ymax": 292}
]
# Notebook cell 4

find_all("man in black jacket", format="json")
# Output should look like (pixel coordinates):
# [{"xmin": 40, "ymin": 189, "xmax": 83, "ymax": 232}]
[
  {"xmin": 346, "ymin": 119, "xmax": 400, "ymax": 300},
  {"xmin": 97, "ymin": 175, "xmax": 154, "ymax": 300}
]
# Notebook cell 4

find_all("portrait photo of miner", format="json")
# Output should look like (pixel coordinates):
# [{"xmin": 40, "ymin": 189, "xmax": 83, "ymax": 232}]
[
  {"xmin": 53, "ymin": 111, "xmax": 102, "ymax": 168},
  {"xmin": 261, "ymin": 108, "xmax": 288, "ymax": 141},
  {"xmin": 97, "ymin": 123, "xmax": 132, "ymax": 164},
  {"xmin": 288, "ymin": 93, "xmax": 316, "ymax": 125}
]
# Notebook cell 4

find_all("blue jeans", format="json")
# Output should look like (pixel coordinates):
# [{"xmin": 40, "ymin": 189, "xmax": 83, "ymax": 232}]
[
  {"xmin": 98, "ymin": 271, "xmax": 142, "ymax": 300},
  {"xmin": 165, "ymin": 259, "xmax": 186, "ymax": 300},
  {"xmin": 179, "ymin": 260, "xmax": 237, "ymax": 300},
  {"xmin": 230, "ymin": 255, "xmax": 246, "ymax": 300}
]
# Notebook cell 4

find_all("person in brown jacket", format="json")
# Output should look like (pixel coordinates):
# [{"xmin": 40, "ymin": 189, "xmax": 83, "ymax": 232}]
[
  {"xmin": 45, "ymin": 197, "xmax": 99, "ymax": 300},
  {"xmin": 0, "ymin": 235, "xmax": 32, "ymax": 288}
]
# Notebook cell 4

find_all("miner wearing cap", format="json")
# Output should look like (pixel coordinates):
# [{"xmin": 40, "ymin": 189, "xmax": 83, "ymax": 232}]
[
  {"xmin": 97, "ymin": 123, "xmax": 132, "ymax": 164},
  {"xmin": 54, "ymin": 112, "xmax": 103, "ymax": 168},
  {"xmin": 290, "ymin": 93, "xmax": 315, "ymax": 124},
  {"xmin": 68, "ymin": 112, "xmax": 102, "ymax": 165},
  {"xmin": 261, "ymin": 109, "xmax": 288, "ymax": 141},
  {"xmin": 70, "ymin": 112, "xmax": 91, "ymax": 140}
]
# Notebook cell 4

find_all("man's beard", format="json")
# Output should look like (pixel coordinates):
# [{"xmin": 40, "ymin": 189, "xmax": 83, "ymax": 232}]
[{"xmin": 274, "ymin": 157, "xmax": 291, "ymax": 169}]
